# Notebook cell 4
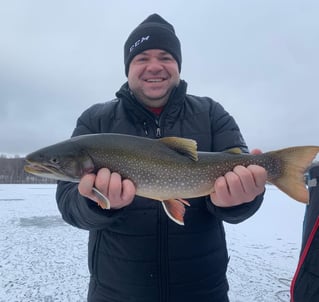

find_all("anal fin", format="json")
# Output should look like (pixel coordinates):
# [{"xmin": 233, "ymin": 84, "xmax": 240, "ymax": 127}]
[{"xmin": 162, "ymin": 199, "xmax": 190, "ymax": 226}]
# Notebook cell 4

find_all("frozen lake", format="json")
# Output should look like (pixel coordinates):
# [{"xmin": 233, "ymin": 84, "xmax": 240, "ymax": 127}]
[{"xmin": 0, "ymin": 184, "xmax": 305, "ymax": 301}]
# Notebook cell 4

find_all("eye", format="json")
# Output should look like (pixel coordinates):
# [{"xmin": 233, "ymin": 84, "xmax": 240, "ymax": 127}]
[
  {"xmin": 136, "ymin": 57, "xmax": 148, "ymax": 63},
  {"xmin": 133, "ymin": 53, "xmax": 149, "ymax": 63},
  {"xmin": 159, "ymin": 53, "xmax": 174, "ymax": 62},
  {"xmin": 50, "ymin": 157, "xmax": 60, "ymax": 165}
]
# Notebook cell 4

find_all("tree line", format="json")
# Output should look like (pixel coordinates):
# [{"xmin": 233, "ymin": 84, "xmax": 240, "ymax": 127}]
[{"xmin": 0, "ymin": 155, "xmax": 55, "ymax": 184}]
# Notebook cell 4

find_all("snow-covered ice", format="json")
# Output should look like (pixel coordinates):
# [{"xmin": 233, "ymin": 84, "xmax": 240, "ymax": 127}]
[
  {"xmin": 0, "ymin": 184, "xmax": 305, "ymax": 302},
  {"xmin": 226, "ymin": 185, "xmax": 304, "ymax": 302}
]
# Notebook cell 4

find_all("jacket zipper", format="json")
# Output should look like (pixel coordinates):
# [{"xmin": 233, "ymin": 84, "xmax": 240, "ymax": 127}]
[
  {"xmin": 155, "ymin": 119, "xmax": 162, "ymax": 138},
  {"xmin": 158, "ymin": 202, "xmax": 169, "ymax": 302},
  {"xmin": 143, "ymin": 122, "xmax": 149, "ymax": 136},
  {"xmin": 143, "ymin": 118, "xmax": 162, "ymax": 138}
]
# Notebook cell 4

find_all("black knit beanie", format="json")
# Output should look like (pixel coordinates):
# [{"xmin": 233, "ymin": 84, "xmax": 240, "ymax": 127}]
[{"xmin": 124, "ymin": 13, "xmax": 182, "ymax": 76}]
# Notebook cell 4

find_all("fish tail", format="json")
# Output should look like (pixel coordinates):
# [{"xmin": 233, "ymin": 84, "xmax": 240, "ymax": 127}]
[{"xmin": 267, "ymin": 146, "xmax": 319, "ymax": 203}]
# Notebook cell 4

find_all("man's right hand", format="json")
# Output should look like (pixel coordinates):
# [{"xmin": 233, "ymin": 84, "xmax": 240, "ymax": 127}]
[{"xmin": 78, "ymin": 168, "xmax": 136, "ymax": 209}]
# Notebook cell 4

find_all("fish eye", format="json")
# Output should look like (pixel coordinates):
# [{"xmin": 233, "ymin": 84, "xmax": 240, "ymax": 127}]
[{"xmin": 50, "ymin": 157, "xmax": 60, "ymax": 164}]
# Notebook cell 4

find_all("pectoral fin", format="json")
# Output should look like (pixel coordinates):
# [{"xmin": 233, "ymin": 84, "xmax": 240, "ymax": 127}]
[
  {"xmin": 92, "ymin": 187, "xmax": 111, "ymax": 209},
  {"xmin": 162, "ymin": 198, "xmax": 190, "ymax": 225}
]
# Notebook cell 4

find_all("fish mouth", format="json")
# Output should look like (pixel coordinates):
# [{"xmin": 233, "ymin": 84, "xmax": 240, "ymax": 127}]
[
  {"xmin": 24, "ymin": 161, "xmax": 76, "ymax": 182},
  {"xmin": 25, "ymin": 160, "xmax": 57, "ymax": 174},
  {"xmin": 25, "ymin": 162, "xmax": 51, "ymax": 173}
]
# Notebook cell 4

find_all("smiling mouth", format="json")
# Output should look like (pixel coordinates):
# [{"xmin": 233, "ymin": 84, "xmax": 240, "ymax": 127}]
[{"xmin": 145, "ymin": 78, "xmax": 165, "ymax": 83}]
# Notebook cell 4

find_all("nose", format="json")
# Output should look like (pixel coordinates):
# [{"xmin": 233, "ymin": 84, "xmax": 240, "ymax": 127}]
[{"xmin": 145, "ymin": 58, "xmax": 164, "ymax": 73}]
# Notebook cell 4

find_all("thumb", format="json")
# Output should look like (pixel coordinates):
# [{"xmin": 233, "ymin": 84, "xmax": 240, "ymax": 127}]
[{"xmin": 250, "ymin": 148, "xmax": 262, "ymax": 155}]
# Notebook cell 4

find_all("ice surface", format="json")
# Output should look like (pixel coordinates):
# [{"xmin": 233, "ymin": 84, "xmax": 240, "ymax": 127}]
[{"xmin": 0, "ymin": 184, "xmax": 305, "ymax": 301}]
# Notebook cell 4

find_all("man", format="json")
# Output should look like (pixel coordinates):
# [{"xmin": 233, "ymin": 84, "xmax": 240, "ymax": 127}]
[
  {"xmin": 290, "ymin": 164, "xmax": 319, "ymax": 302},
  {"xmin": 56, "ymin": 14, "xmax": 267, "ymax": 302}
]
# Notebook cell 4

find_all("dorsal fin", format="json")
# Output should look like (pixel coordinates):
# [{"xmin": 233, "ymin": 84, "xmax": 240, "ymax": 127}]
[{"xmin": 159, "ymin": 137, "xmax": 198, "ymax": 161}]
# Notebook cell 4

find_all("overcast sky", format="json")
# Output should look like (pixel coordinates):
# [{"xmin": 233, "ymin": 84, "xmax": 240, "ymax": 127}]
[{"xmin": 1, "ymin": 0, "xmax": 318, "ymax": 156}]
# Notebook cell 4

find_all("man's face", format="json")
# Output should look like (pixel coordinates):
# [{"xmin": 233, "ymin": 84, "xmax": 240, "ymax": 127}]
[{"xmin": 127, "ymin": 49, "xmax": 180, "ymax": 108}]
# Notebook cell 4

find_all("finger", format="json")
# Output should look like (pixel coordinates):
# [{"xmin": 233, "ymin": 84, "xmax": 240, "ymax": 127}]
[
  {"xmin": 108, "ymin": 172, "xmax": 123, "ymax": 202},
  {"xmin": 247, "ymin": 165, "xmax": 267, "ymax": 189},
  {"xmin": 95, "ymin": 168, "xmax": 111, "ymax": 195},
  {"xmin": 232, "ymin": 165, "xmax": 266, "ymax": 201},
  {"xmin": 233, "ymin": 165, "xmax": 256, "ymax": 193},
  {"xmin": 211, "ymin": 176, "xmax": 231, "ymax": 206},
  {"xmin": 121, "ymin": 179, "xmax": 136, "ymax": 204},
  {"xmin": 250, "ymin": 148, "xmax": 262, "ymax": 155},
  {"xmin": 224, "ymin": 170, "xmax": 249, "ymax": 203},
  {"xmin": 78, "ymin": 174, "xmax": 96, "ymax": 197}
]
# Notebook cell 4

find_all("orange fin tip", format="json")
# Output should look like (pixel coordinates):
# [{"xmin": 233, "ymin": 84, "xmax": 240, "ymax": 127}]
[{"xmin": 162, "ymin": 198, "xmax": 190, "ymax": 225}]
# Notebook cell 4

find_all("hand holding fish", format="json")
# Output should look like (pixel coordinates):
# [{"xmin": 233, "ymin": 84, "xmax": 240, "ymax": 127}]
[
  {"xmin": 78, "ymin": 168, "xmax": 136, "ymax": 209},
  {"xmin": 210, "ymin": 149, "xmax": 267, "ymax": 207},
  {"xmin": 210, "ymin": 164, "xmax": 267, "ymax": 207}
]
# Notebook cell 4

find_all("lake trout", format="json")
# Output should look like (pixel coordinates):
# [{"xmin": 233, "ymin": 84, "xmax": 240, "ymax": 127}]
[{"xmin": 24, "ymin": 133, "xmax": 319, "ymax": 225}]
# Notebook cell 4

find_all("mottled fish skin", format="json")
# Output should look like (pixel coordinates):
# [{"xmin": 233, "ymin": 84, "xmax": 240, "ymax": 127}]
[
  {"xmin": 97, "ymin": 150, "xmax": 277, "ymax": 200},
  {"xmin": 24, "ymin": 133, "xmax": 319, "ymax": 224}
]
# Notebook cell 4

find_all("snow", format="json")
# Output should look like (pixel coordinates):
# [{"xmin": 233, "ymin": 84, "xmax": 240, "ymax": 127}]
[
  {"xmin": 226, "ymin": 185, "xmax": 304, "ymax": 302},
  {"xmin": 0, "ymin": 184, "xmax": 305, "ymax": 302}
]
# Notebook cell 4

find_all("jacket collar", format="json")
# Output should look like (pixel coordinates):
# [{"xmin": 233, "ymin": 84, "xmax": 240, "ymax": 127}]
[{"xmin": 115, "ymin": 80, "xmax": 188, "ymax": 124}]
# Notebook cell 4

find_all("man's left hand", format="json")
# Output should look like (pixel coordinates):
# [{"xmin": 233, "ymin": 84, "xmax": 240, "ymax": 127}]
[{"xmin": 210, "ymin": 149, "xmax": 267, "ymax": 207}]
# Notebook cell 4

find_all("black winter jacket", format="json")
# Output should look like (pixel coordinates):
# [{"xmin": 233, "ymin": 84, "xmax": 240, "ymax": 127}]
[{"xmin": 56, "ymin": 80, "xmax": 264, "ymax": 302}]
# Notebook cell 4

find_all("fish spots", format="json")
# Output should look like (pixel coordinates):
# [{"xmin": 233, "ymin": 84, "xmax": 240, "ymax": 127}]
[{"xmin": 252, "ymin": 156, "xmax": 281, "ymax": 179}]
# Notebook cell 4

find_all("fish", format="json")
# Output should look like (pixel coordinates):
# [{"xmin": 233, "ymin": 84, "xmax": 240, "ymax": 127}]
[{"xmin": 24, "ymin": 133, "xmax": 319, "ymax": 225}]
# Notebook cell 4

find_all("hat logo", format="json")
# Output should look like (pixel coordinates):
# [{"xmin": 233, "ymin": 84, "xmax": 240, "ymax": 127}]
[{"xmin": 129, "ymin": 35, "xmax": 150, "ymax": 53}]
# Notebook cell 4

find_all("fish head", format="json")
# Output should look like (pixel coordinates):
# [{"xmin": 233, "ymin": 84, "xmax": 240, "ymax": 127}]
[{"xmin": 24, "ymin": 139, "xmax": 95, "ymax": 182}]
